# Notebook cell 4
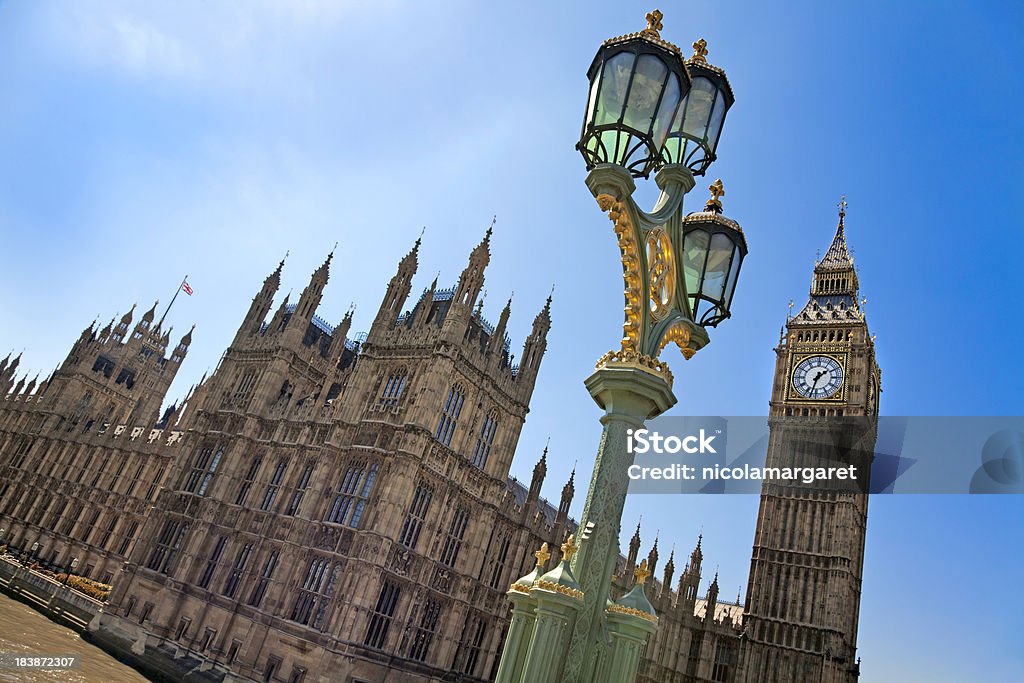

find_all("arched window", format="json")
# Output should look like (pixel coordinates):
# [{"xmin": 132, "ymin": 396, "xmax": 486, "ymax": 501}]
[
  {"xmin": 435, "ymin": 384, "xmax": 465, "ymax": 447},
  {"xmin": 380, "ymin": 370, "xmax": 408, "ymax": 408},
  {"xmin": 471, "ymin": 412, "xmax": 498, "ymax": 469}
]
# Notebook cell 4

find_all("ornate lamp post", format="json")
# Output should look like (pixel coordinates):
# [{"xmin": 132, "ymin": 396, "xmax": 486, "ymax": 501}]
[
  {"xmin": 64, "ymin": 557, "xmax": 79, "ymax": 585},
  {"xmin": 496, "ymin": 10, "xmax": 745, "ymax": 683}
]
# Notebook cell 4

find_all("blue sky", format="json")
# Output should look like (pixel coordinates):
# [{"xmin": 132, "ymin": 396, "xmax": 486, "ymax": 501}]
[{"xmin": 1, "ymin": 1, "xmax": 1022, "ymax": 680}]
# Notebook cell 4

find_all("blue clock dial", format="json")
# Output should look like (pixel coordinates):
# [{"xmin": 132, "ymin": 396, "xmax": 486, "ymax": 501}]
[{"xmin": 792, "ymin": 355, "xmax": 844, "ymax": 399}]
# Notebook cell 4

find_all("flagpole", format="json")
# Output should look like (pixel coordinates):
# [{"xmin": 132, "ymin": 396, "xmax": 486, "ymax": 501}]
[{"xmin": 157, "ymin": 275, "xmax": 188, "ymax": 330}]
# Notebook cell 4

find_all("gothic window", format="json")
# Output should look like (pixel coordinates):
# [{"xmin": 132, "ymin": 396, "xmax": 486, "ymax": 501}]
[
  {"xmin": 487, "ymin": 532, "xmax": 512, "ymax": 589},
  {"xmin": 379, "ymin": 370, "xmax": 408, "ymax": 408},
  {"xmin": 232, "ymin": 370, "xmax": 258, "ymax": 403},
  {"xmin": 91, "ymin": 454, "xmax": 111, "ymax": 487},
  {"xmin": 259, "ymin": 460, "xmax": 288, "ymax": 512},
  {"xmin": 60, "ymin": 503, "xmax": 83, "ymax": 536},
  {"xmin": 711, "ymin": 641, "xmax": 736, "ymax": 682},
  {"xmin": 198, "ymin": 536, "xmax": 227, "ymax": 589},
  {"xmin": 182, "ymin": 445, "xmax": 224, "ymax": 496},
  {"xmin": 407, "ymin": 598, "xmax": 441, "ymax": 662},
  {"xmin": 285, "ymin": 462, "xmax": 316, "ymax": 516},
  {"xmin": 115, "ymin": 368, "xmax": 136, "ymax": 388},
  {"xmin": 126, "ymin": 462, "xmax": 145, "ymax": 497},
  {"xmin": 74, "ymin": 452, "xmax": 93, "ymax": 484},
  {"xmin": 471, "ymin": 412, "xmax": 498, "ymax": 469},
  {"xmin": 117, "ymin": 520, "xmax": 139, "ymax": 555},
  {"xmin": 97, "ymin": 516, "xmax": 117, "ymax": 548},
  {"xmin": 263, "ymin": 656, "xmax": 282, "ymax": 683},
  {"xmin": 459, "ymin": 619, "xmax": 488, "ymax": 676},
  {"xmin": 326, "ymin": 461, "xmax": 378, "ymax": 527},
  {"xmin": 435, "ymin": 384, "xmax": 465, "ymax": 447},
  {"xmin": 199, "ymin": 628, "xmax": 216, "ymax": 653},
  {"xmin": 223, "ymin": 542, "xmax": 254, "ymax": 599},
  {"xmin": 291, "ymin": 558, "xmax": 339, "ymax": 628},
  {"xmin": 399, "ymin": 483, "xmax": 433, "ymax": 549},
  {"xmin": 439, "ymin": 507, "xmax": 470, "ymax": 567},
  {"xmin": 146, "ymin": 519, "xmax": 189, "ymax": 575},
  {"xmin": 83, "ymin": 509, "xmax": 101, "ymax": 544},
  {"xmin": 248, "ymin": 549, "xmax": 280, "ymax": 608},
  {"xmin": 236, "ymin": 456, "xmax": 263, "ymax": 506},
  {"xmin": 364, "ymin": 580, "xmax": 401, "ymax": 649},
  {"xmin": 92, "ymin": 356, "xmax": 115, "ymax": 378}
]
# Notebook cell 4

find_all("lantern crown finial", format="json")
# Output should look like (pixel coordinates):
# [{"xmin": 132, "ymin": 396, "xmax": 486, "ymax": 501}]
[
  {"xmin": 534, "ymin": 542, "xmax": 551, "ymax": 569},
  {"xmin": 561, "ymin": 534, "xmax": 579, "ymax": 561},
  {"xmin": 691, "ymin": 37, "xmax": 709, "ymax": 63},
  {"xmin": 634, "ymin": 558, "xmax": 652, "ymax": 585},
  {"xmin": 643, "ymin": 9, "xmax": 664, "ymax": 38},
  {"xmin": 838, "ymin": 194, "xmax": 847, "ymax": 222},
  {"xmin": 705, "ymin": 179, "xmax": 725, "ymax": 213}
]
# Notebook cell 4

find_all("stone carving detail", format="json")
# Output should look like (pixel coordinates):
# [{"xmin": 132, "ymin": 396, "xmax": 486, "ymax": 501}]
[{"xmin": 389, "ymin": 547, "xmax": 412, "ymax": 575}]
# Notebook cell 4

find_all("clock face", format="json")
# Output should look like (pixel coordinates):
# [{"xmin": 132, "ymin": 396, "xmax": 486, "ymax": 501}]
[{"xmin": 792, "ymin": 355, "xmax": 844, "ymax": 399}]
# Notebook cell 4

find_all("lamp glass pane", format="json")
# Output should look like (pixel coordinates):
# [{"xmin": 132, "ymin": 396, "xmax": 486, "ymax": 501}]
[
  {"xmin": 652, "ymin": 73, "xmax": 680, "ymax": 149},
  {"xmin": 702, "ymin": 232, "xmax": 734, "ymax": 302},
  {"xmin": 682, "ymin": 77, "xmax": 716, "ymax": 139},
  {"xmin": 705, "ymin": 90, "xmax": 727, "ymax": 150},
  {"xmin": 723, "ymin": 244, "xmax": 742, "ymax": 307},
  {"xmin": 585, "ymin": 73, "xmax": 600, "ymax": 127},
  {"xmin": 596, "ymin": 52, "xmax": 635, "ymax": 125},
  {"xmin": 683, "ymin": 229, "xmax": 710, "ymax": 300},
  {"xmin": 624, "ymin": 54, "xmax": 669, "ymax": 135}
]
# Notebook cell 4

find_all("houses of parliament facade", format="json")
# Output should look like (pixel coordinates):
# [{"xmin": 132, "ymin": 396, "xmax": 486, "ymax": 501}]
[{"xmin": 0, "ymin": 205, "xmax": 879, "ymax": 683}]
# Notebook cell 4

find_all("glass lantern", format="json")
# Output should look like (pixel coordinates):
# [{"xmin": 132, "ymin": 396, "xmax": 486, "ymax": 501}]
[
  {"xmin": 578, "ymin": 15, "xmax": 691, "ymax": 178},
  {"xmin": 661, "ymin": 39, "xmax": 735, "ymax": 176},
  {"xmin": 681, "ymin": 191, "xmax": 746, "ymax": 327}
]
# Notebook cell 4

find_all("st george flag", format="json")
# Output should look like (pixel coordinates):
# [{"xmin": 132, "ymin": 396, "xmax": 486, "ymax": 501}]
[{"xmin": 181, "ymin": 280, "xmax": 194, "ymax": 296}]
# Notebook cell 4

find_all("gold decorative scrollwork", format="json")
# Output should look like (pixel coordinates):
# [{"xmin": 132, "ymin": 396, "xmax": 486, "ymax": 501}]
[
  {"xmin": 646, "ymin": 228, "xmax": 676, "ymax": 321},
  {"xmin": 595, "ymin": 349, "xmax": 674, "ymax": 387},
  {"xmin": 607, "ymin": 602, "xmax": 659, "ymax": 623},
  {"xmin": 596, "ymin": 193, "xmax": 643, "ymax": 354},
  {"xmin": 658, "ymin": 323, "xmax": 697, "ymax": 360},
  {"xmin": 534, "ymin": 579, "xmax": 584, "ymax": 601}
]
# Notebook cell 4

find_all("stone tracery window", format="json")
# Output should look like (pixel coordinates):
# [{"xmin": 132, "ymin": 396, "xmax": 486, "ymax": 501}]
[
  {"xmin": 471, "ymin": 412, "xmax": 498, "ymax": 469},
  {"xmin": 399, "ymin": 483, "xmax": 433, "ymax": 550},
  {"xmin": 435, "ymin": 384, "xmax": 465, "ymax": 447},
  {"xmin": 326, "ymin": 461, "xmax": 379, "ymax": 528},
  {"xmin": 364, "ymin": 580, "xmax": 401, "ymax": 649},
  {"xmin": 379, "ymin": 370, "xmax": 408, "ymax": 408},
  {"xmin": 439, "ymin": 507, "xmax": 469, "ymax": 567}
]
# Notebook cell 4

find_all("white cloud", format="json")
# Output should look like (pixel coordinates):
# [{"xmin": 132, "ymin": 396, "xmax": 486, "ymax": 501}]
[{"xmin": 35, "ymin": 0, "xmax": 397, "ymax": 88}]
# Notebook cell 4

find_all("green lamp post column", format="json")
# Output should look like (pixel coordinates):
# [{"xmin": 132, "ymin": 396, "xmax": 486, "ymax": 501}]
[
  {"xmin": 603, "ymin": 560, "xmax": 660, "ymax": 681},
  {"xmin": 495, "ymin": 544, "xmax": 551, "ymax": 683},
  {"xmin": 519, "ymin": 536, "xmax": 585, "ymax": 683},
  {"xmin": 494, "ymin": 9, "xmax": 744, "ymax": 683}
]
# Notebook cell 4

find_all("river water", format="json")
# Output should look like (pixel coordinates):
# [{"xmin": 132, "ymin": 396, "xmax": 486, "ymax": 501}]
[{"xmin": 0, "ymin": 592, "xmax": 150, "ymax": 683}]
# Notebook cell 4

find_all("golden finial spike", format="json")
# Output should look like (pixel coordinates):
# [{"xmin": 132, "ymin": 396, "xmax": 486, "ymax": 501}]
[
  {"xmin": 644, "ymin": 9, "xmax": 664, "ymax": 37},
  {"xmin": 634, "ymin": 558, "xmax": 652, "ymax": 586},
  {"xmin": 534, "ymin": 542, "xmax": 551, "ymax": 569},
  {"xmin": 705, "ymin": 178, "xmax": 725, "ymax": 212},
  {"xmin": 691, "ymin": 38, "xmax": 709, "ymax": 63},
  {"xmin": 838, "ymin": 194, "xmax": 848, "ymax": 217},
  {"xmin": 561, "ymin": 534, "xmax": 579, "ymax": 561}
]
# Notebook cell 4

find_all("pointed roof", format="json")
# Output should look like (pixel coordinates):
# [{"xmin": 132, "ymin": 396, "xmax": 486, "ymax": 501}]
[
  {"xmin": 141, "ymin": 300, "xmax": 158, "ymax": 324},
  {"xmin": 816, "ymin": 197, "xmax": 854, "ymax": 271}
]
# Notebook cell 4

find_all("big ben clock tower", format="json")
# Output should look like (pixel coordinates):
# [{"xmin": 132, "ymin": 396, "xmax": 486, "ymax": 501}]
[{"xmin": 739, "ymin": 198, "xmax": 880, "ymax": 682}]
